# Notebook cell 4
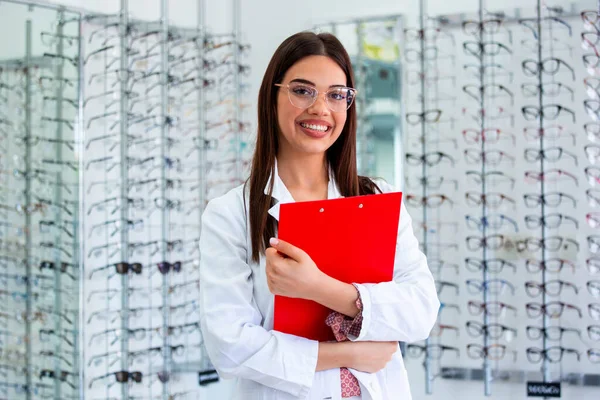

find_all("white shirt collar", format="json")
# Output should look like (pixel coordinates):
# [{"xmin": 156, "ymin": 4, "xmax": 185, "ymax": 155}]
[{"xmin": 266, "ymin": 159, "xmax": 341, "ymax": 221}]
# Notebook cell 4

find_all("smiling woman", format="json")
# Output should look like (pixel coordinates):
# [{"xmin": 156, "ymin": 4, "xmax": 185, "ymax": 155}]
[
  {"xmin": 198, "ymin": 31, "xmax": 439, "ymax": 400},
  {"xmin": 274, "ymin": 56, "xmax": 349, "ymax": 154}
]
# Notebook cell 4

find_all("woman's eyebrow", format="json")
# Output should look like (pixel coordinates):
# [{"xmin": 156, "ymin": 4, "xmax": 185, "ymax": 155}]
[{"xmin": 289, "ymin": 78, "xmax": 346, "ymax": 88}]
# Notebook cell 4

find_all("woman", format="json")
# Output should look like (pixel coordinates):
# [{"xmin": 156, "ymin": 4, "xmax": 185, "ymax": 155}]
[{"xmin": 199, "ymin": 31, "xmax": 439, "ymax": 400}]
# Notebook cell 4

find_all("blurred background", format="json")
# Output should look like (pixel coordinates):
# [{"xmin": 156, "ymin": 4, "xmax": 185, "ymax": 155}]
[{"xmin": 0, "ymin": 0, "xmax": 599, "ymax": 399}]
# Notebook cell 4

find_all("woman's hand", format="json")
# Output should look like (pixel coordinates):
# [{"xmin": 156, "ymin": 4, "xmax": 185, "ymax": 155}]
[
  {"xmin": 345, "ymin": 341, "xmax": 399, "ymax": 373},
  {"xmin": 265, "ymin": 237, "xmax": 326, "ymax": 300}
]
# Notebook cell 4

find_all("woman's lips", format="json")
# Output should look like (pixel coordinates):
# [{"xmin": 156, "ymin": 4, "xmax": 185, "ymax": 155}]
[{"xmin": 297, "ymin": 121, "xmax": 332, "ymax": 138}]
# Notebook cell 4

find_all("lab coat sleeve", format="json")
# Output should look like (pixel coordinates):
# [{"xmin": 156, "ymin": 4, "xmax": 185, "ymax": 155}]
[
  {"xmin": 199, "ymin": 193, "xmax": 319, "ymax": 398},
  {"xmin": 348, "ymin": 181, "xmax": 440, "ymax": 343}
]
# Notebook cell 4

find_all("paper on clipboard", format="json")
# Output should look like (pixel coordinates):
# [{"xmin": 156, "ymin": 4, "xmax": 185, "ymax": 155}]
[{"xmin": 274, "ymin": 191, "xmax": 402, "ymax": 342}]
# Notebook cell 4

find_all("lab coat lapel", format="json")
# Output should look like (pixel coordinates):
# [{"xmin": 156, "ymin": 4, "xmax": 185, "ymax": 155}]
[
  {"xmin": 266, "ymin": 161, "xmax": 295, "ymax": 221},
  {"xmin": 266, "ymin": 161, "xmax": 340, "ymax": 221}
]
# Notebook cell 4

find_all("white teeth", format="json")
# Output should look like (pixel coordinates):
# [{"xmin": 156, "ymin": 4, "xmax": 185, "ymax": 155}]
[{"xmin": 300, "ymin": 122, "xmax": 328, "ymax": 132}]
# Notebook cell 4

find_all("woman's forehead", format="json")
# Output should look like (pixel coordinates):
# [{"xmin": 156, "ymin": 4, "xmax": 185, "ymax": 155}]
[{"xmin": 283, "ymin": 55, "xmax": 346, "ymax": 87}]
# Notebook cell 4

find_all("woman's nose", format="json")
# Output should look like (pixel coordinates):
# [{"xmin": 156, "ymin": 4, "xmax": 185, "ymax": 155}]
[{"xmin": 307, "ymin": 93, "xmax": 330, "ymax": 116}]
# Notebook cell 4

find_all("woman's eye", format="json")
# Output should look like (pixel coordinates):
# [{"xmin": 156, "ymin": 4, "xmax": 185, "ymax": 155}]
[
  {"xmin": 292, "ymin": 87, "xmax": 314, "ymax": 97},
  {"xmin": 328, "ymin": 91, "xmax": 346, "ymax": 101}
]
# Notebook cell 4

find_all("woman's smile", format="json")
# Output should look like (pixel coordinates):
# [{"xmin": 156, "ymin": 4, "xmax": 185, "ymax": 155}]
[{"xmin": 297, "ymin": 118, "xmax": 333, "ymax": 138}]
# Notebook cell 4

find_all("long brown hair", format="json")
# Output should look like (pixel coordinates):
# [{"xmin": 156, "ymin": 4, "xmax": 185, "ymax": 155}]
[{"xmin": 247, "ymin": 31, "xmax": 380, "ymax": 263}]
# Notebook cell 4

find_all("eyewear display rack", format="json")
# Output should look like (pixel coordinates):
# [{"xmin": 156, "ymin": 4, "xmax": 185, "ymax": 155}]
[
  {"xmin": 403, "ymin": 3, "xmax": 461, "ymax": 395},
  {"xmin": 0, "ymin": 2, "xmax": 82, "ymax": 400},
  {"xmin": 461, "ymin": 5, "xmax": 516, "ymax": 397},
  {"xmin": 0, "ymin": 0, "xmax": 250, "ymax": 399},
  {"xmin": 82, "ymin": 0, "xmax": 248, "ymax": 399},
  {"xmin": 403, "ymin": 0, "xmax": 600, "ymax": 397}
]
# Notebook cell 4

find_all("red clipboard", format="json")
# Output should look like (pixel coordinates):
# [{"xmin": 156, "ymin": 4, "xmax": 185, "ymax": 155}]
[{"xmin": 274, "ymin": 191, "xmax": 402, "ymax": 342}]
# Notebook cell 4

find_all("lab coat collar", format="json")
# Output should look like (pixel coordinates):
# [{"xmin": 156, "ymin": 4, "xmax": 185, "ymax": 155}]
[{"xmin": 266, "ymin": 159, "xmax": 340, "ymax": 221}]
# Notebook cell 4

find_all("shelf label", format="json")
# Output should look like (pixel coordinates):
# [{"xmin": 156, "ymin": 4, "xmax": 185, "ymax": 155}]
[{"xmin": 527, "ymin": 381, "xmax": 561, "ymax": 398}]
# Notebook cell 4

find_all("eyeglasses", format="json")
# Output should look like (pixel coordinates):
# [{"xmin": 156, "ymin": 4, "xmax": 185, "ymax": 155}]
[
  {"xmin": 466, "ymin": 321, "xmax": 517, "ymax": 340},
  {"xmin": 586, "ymin": 100, "xmax": 600, "ymax": 122},
  {"xmin": 521, "ymin": 82, "xmax": 574, "ymax": 100},
  {"xmin": 414, "ymin": 221, "xmax": 459, "ymax": 235},
  {"xmin": 588, "ymin": 190, "xmax": 600, "ymax": 208},
  {"xmin": 586, "ymin": 145, "xmax": 600, "ymax": 165},
  {"xmin": 465, "ymin": 214, "xmax": 519, "ymax": 232},
  {"xmin": 274, "ymin": 81, "xmax": 356, "ymax": 113},
  {"xmin": 584, "ymin": 280, "xmax": 600, "ymax": 299},
  {"xmin": 526, "ymin": 347, "xmax": 580, "ymax": 363},
  {"xmin": 466, "ymin": 235, "xmax": 515, "ymax": 251},
  {"xmin": 526, "ymin": 302, "xmax": 582, "ymax": 318},
  {"xmin": 526, "ymin": 326, "xmax": 581, "ymax": 341},
  {"xmin": 464, "ymin": 149, "xmax": 515, "ymax": 166},
  {"xmin": 587, "ymin": 213, "xmax": 600, "ymax": 229},
  {"xmin": 404, "ymin": 27, "xmax": 456, "ymax": 43},
  {"xmin": 525, "ymin": 280, "xmax": 579, "ymax": 297},
  {"xmin": 462, "ymin": 106, "xmax": 514, "ymax": 126},
  {"xmin": 421, "ymin": 242, "xmax": 459, "ymax": 253},
  {"xmin": 429, "ymin": 324, "xmax": 460, "ymax": 337},
  {"xmin": 466, "ymin": 279, "xmax": 516, "ymax": 295},
  {"xmin": 428, "ymin": 260, "xmax": 459, "ymax": 274},
  {"xmin": 405, "ymin": 109, "xmax": 442, "ymax": 125},
  {"xmin": 462, "ymin": 84, "xmax": 514, "ymax": 104},
  {"xmin": 410, "ymin": 134, "xmax": 458, "ymax": 149},
  {"xmin": 589, "ymin": 325, "xmax": 600, "ymax": 341},
  {"xmin": 524, "ymin": 147, "xmax": 578, "ymax": 165},
  {"xmin": 465, "ymin": 258, "xmax": 516, "ymax": 274},
  {"xmin": 591, "ymin": 303, "xmax": 600, "ymax": 320},
  {"xmin": 525, "ymin": 258, "xmax": 576, "ymax": 274},
  {"xmin": 525, "ymin": 214, "xmax": 578, "ymax": 229},
  {"xmin": 462, "ymin": 19, "xmax": 510, "ymax": 36},
  {"xmin": 522, "ymin": 58, "xmax": 575, "ymax": 80},
  {"xmin": 467, "ymin": 344, "xmax": 515, "ymax": 361},
  {"xmin": 406, "ymin": 344, "xmax": 459, "ymax": 360},
  {"xmin": 582, "ymin": 10, "xmax": 600, "ymax": 31},
  {"xmin": 519, "ymin": 17, "xmax": 573, "ymax": 38},
  {"xmin": 462, "ymin": 128, "xmax": 515, "ymax": 145},
  {"xmin": 585, "ymin": 77, "xmax": 600, "ymax": 99},
  {"xmin": 463, "ymin": 41, "xmax": 512, "ymax": 57},
  {"xmin": 522, "ymin": 105, "xmax": 576, "ymax": 122},
  {"xmin": 405, "ymin": 47, "xmax": 455, "ymax": 62},
  {"xmin": 88, "ymin": 262, "xmax": 143, "ymax": 279},
  {"xmin": 524, "ymin": 125, "xmax": 576, "ymax": 145},
  {"xmin": 406, "ymin": 152, "xmax": 455, "ymax": 166},
  {"xmin": 524, "ymin": 169, "xmax": 578, "ymax": 186},
  {"xmin": 588, "ymin": 258, "xmax": 600, "ymax": 275},
  {"xmin": 462, "ymin": 60, "xmax": 512, "ymax": 74},
  {"xmin": 584, "ymin": 54, "xmax": 600, "ymax": 76},
  {"xmin": 516, "ymin": 236, "xmax": 579, "ymax": 253},
  {"xmin": 587, "ymin": 167, "xmax": 600, "ymax": 187},
  {"xmin": 405, "ymin": 176, "xmax": 458, "ymax": 191},
  {"xmin": 438, "ymin": 302, "xmax": 461, "ymax": 315},
  {"xmin": 588, "ymin": 349, "xmax": 600, "ymax": 364},
  {"xmin": 88, "ymin": 370, "xmax": 143, "ymax": 389},
  {"xmin": 435, "ymin": 281, "xmax": 460, "ymax": 295},
  {"xmin": 405, "ymin": 194, "xmax": 454, "ymax": 208},
  {"xmin": 465, "ymin": 192, "xmax": 516, "ymax": 208},
  {"xmin": 523, "ymin": 192, "xmax": 577, "ymax": 208},
  {"xmin": 590, "ymin": 236, "xmax": 600, "ymax": 256},
  {"xmin": 466, "ymin": 171, "xmax": 515, "ymax": 188},
  {"xmin": 582, "ymin": 32, "xmax": 600, "ymax": 56},
  {"xmin": 468, "ymin": 301, "xmax": 517, "ymax": 316}
]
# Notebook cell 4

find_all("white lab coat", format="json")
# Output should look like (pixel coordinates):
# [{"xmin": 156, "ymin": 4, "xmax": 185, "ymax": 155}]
[{"xmin": 199, "ymin": 164, "xmax": 440, "ymax": 400}]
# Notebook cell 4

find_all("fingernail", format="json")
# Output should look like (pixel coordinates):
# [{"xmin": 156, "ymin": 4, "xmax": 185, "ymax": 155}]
[{"xmin": 269, "ymin": 237, "xmax": 279, "ymax": 246}]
